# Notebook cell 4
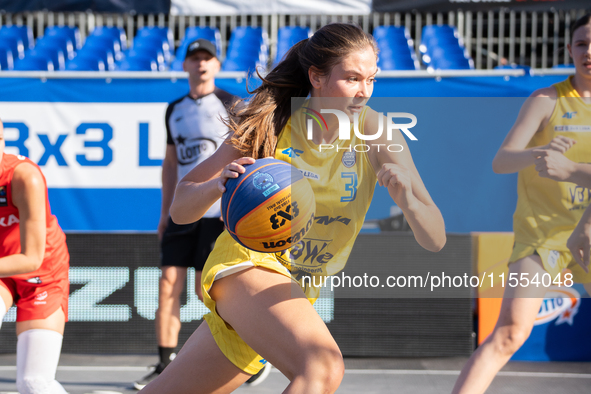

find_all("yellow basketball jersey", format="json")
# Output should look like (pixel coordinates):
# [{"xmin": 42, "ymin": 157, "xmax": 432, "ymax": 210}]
[
  {"xmin": 513, "ymin": 76, "xmax": 591, "ymax": 250},
  {"xmin": 274, "ymin": 105, "xmax": 377, "ymax": 282}
]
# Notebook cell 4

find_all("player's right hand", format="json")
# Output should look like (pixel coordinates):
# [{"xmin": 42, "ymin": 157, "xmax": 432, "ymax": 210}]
[
  {"xmin": 217, "ymin": 157, "xmax": 255, "ymax": 193},
  {"xmin": 567, "ymin": 221, "xmax": 591, "ymax": 273},
  {"xmin": 539, "ymin": 136, "xmax": 576, "ymax": 154}
]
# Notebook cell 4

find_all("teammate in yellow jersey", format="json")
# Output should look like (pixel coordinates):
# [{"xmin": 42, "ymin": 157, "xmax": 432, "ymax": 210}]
[
  {"xmin": 453, "ymin": 13, "xmax": 591, "ymax": 394},
  {"xmin": 140, "ymin": 23, "xmax": 445, "ymax": 394}
]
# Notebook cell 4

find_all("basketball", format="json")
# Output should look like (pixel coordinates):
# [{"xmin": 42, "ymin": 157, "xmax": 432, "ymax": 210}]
[{"xmin": 221, "ymin": 158, "xmax": 316, "ymax": 253}]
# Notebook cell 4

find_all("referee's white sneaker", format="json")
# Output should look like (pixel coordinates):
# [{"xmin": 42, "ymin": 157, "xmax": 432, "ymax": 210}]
[{"xmin": 245, "ymin": 362, "xmax": 272, "ymax": 386}]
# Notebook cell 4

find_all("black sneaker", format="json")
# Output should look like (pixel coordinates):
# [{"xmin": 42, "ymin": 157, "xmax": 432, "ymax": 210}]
[
  {"xmin": 245, "ymin": 362, "xmax": 272, "ymax": 387},
  {"xmin": 134, "ymin": 363, "xmax": 166, "ymax": 390}
]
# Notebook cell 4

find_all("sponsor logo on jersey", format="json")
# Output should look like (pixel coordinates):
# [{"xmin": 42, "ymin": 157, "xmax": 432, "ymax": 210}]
[
  {"xmin": 34, "ymin": 290, "xmax": 48, "ymax": 305},
  {"xmin": 0, "ymin": 214, "xmax": 19, "ymax": 227},
  {"xmin": 535, "ymin": 286, "xmax": 580, "ymax": 326},
  {"xmin": 298, "ymin": 169, "xmax": 319, "ymax": 180},
  {"xmin": 26, "ymin": 277, "xmax": 42, "ymax": 284},
  {"xmin": 0, "ymin": 185, "xmax": 7, "ymax": 207},
  {"xmin": 282, "ymin": 147, "xmax": 303, "ymax": 157},
  {"xmin": 342, "ymin": 151, "xmax": 356, "ymax": 168},
  {"xmin": 315, "ymin": 215, "xmax": 351, "ymax": 226},
  {"xmin": 562, "ymin": 111, "xmax": 577, "ymax": 119},
  {"xmin": 276, "ymin": 237, "xmax": 334, "ymax": 272},
  {"xmin": 554, "ymin": 125, "xmax": 591, "ymax": 132},
  {"xmin": 177, "ymin": 137, "xmax": 218, "ymax": 165},
  {"xmin": 36, "ymin": 291, "xmax": 48, "ymax": 301},
  {"xmin": 568, "ymin": 185, "xmax": 591, "ymax": 205},
  {"xmin": 547, "ymin": 250, "xmax": 559, "ymax": 269}
]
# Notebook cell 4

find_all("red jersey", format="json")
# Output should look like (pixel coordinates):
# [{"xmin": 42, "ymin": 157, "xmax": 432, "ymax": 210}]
[{"xmin": 0, "ymin": 153, "xmax": 68, "ymax": 279}]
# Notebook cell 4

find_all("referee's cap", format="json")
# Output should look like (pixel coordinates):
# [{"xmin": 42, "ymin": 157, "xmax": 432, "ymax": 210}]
[{"xmin": 185, "ymin": 39, "xmax": 217, "ymax": 59}]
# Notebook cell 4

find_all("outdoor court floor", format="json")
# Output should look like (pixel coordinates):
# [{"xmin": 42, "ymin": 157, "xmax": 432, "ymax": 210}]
[{"xmin": 1, "ymin": 354, "xmax": 591, "ymax": 393}]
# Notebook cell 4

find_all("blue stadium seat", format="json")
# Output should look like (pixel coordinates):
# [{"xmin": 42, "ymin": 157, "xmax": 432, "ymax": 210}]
[
  {"xmin": 373, "ymin": 26, "xmax": 418, "ymax": 70},
  {"xmin": 133, "ymin": 36, "xmax": 170, "ymax": 62},
  {"xmin": 36, "ymin": 35, "xmax": 75, "ymax": 60},
  {"xmin": 175, "ymin": 27, "xmax": 222, "ymax": 63},
  {"xmin": 44, "ymin": 26, "xmax": 82, "ymax": 50},
  {"xmin": 420, "ymin": 25, "xmax": 472, "ymax": 69},
  {"xmin": 136, "ymin": 27, "xmax": 173, "ymax": 50},
  {"xmin": 373, "ymin": 26, "xmax": 412, "ymax": 47},
  {"xmin": 221, "ymin": 58, "xmax": 252, "ymax": 72},
  {"xmin": 422, "ymin": 25, "xmax": 456, "ymax": 40},
  {"xmin": 65, "ymin": 55, "xmax": 105, "ymax": 71},
  {"xmin": 0, "ymin": 43, "xmax": 14, "ymax": 70},
  {"xmin": 0, "ymin": 35, "xmax": 24, "ymax": 60},
  {"xmin": 428, "ymin": 46, "xmax": 467, "ymax": 60},
  {"xmin": 26, "ymin": 47, "xmax": 65, "ymax": 70},
  {"xmin": 117, "ymin": 55, "xmax": 158, "ymax": 71},
  {"xmin": 89, "ymin": 26, "xmax": 127, "ymax": 51},
  {"xmin": 0, "ymin": 25, "xmax": 34, "ymax": 50},
  {"xmin": 14, "ymin": 56, "xmax": 54, "ymax": 71},
  {"xmin": 275, "ymin": 26, "xmax": 310, "ymax": 64},
  {"xmin": 222, "ymin": 27, "xmax": 268, "ymax": 72},
  {"xmin": 126, "ymin": 45, "xmax": 165, "ymax": 70},
  {"xmin": 378, "ymin": 55, "xmax": 416, "ymax": 71},
  {"xmin": 429, "ymin": 56, "xmax": 473, "ymax": 70},
  {"xmin": 84, "ymin": 35, "xmax": 122, "ymax": 61},
  {"xmin": 420, "ymin": 35, "xmax": 461, "ymax": 54},
  {"xmin": 169, "ymin": 58, "xmax": 184, "ymax": 71},
  {"xmin": 76, "ymin": 44, "xmax": 115, "ymax": 70}
]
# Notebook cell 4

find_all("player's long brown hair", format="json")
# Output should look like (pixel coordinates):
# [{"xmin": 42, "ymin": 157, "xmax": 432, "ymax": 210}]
[
  {"xmin": 225, "ymin": 23, "xmax": 377, "ymax": 159},
  {"xmin": 571, "ymin": 13, "xmax": 591, "ymax": 42}
]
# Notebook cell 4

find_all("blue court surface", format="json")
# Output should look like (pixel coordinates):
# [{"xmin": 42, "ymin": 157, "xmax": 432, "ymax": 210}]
[{"xmin": 1, "ymin": 354, "xmax": 590, "ymax": 393}]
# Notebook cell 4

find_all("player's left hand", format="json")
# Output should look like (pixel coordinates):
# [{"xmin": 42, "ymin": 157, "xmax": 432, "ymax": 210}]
[
  {"xmin": 567, "ymin": 223, "xmax": 591, "ymax": 273},
  {"xmin": 377, "ymin": 163, "xmax": 414, "ymax": 209},
  {"xmin": 532, "ymin": 149, "xmax": 576, "ymax": 182}
]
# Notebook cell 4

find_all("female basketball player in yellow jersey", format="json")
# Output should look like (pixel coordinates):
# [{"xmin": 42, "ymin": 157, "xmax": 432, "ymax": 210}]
[
  {"xmin": 140, "ymin": 23, "xmax": 445, "ymax": 394},
  {"xmin": 453, "ymin": 13, "xmax": 591, "ymax": 394}
]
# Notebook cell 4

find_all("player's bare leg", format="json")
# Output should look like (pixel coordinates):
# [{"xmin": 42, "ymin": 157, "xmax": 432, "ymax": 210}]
[
  {"xmin": 141, "ymin": 267, "xmax": 344, "ymax": 394},
  {"xmin": 156, "ymin": 266, "xmax": 188, "ymax": 348},
  {"xmin": 452, "ymin": 255, "xmax": 549, "ymax": 394}
]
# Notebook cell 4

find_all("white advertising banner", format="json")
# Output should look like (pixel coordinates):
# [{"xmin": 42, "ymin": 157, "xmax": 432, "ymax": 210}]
[
  {"xmin": 1, "ymin": 102, "xmax": 167, "ymax": 188},
  {"xmin": 171, "ymin": 0, "xmax": 371, "ymax": 15}
]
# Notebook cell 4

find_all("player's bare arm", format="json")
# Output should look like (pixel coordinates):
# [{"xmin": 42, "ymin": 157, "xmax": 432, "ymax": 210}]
[
  {"xmin": 366, "ymin": 110, "xmax": 446, "ymax": 252},
  {"xmin": 532, "ymin": 150, "xmax": 591, "ymax": 187},
  {"xmin": 170, "ymin": 137, "xmax": 244, "ymax": 224},
  {"xmin": 492, "ymin": 87, "xmax": 564, "ymax": 174},
  {"xmin": 0, "ymin": 163, "xmax": 46, "ymax": 277}
]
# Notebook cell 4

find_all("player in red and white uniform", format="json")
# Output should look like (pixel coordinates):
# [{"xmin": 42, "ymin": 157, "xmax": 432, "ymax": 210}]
[{"xmin": 0, "ymin": 119, "xmax": 70, "ymax": 394}]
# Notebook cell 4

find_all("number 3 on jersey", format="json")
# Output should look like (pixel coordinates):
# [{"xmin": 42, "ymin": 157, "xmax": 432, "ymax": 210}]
[{"xmin": 341, "ymin": 172, "xmax": 358, "ymax": 202}]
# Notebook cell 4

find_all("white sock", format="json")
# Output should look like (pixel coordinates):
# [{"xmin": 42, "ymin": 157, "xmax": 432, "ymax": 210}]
[
  {"xmin": 16, "ymin": 329, "xmax": 68, "ymax": 394},
  {"xmin": 0, "ymin": 298, "xmax": 6, "ymax": 330}
]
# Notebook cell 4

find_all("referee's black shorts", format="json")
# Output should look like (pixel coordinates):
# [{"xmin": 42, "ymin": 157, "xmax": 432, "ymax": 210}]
[{"xmin": 161, "ymin": 217, "xmax": 225, "ymax": 270}]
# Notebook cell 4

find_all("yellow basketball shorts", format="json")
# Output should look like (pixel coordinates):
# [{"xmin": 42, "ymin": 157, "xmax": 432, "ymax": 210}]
[
  {"xmin": 509, "ymin": 242, "xmax": 591, "ymax": 284},
  {"xmin": 201, "ymin": 231, "xmax": 316, "ymax": 375}
]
